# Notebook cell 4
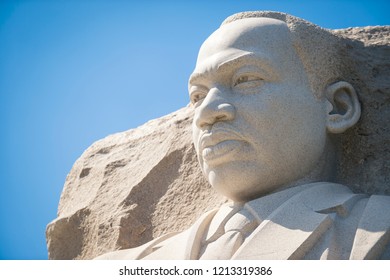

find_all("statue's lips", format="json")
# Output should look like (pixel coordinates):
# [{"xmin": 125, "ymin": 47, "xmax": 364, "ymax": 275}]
[
  {"xmin": 200, "ymin": 130, "xmax": 245, "ymax": 162},
  {"xmin": 202, "ymin": 139, "xmax": 243, "ymax": 162}
]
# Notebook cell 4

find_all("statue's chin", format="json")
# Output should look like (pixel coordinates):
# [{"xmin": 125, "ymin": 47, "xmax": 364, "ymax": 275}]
[
  {"xmin": 207, "ymin": 171, "xmax": 276, "ymax": 202},
  {"xmin": 205, "ymin": 159, "xmax": 323, "ymax": 202}
]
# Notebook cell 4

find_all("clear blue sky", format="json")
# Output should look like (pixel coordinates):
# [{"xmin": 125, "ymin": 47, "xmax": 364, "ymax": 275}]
[{"xmin": 0, "ymin": 0, "xmax": 388, "ymax": 260}]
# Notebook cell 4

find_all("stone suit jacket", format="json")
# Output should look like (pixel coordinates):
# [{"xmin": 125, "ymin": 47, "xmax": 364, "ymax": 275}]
[{"xmin": 96, "ymin": 182, "xmax": 390, "ymax": 260}]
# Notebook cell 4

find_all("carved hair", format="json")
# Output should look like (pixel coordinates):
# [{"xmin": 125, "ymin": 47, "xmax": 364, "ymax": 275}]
[{"xmin": 222, "ymin": 11, "xmax": 349, "ymax": 97}]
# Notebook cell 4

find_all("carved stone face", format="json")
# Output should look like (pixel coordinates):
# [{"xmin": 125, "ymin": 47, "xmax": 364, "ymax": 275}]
[{"xmin": 189, "ymin": 18, "xmax": 328, "ymax": 202}]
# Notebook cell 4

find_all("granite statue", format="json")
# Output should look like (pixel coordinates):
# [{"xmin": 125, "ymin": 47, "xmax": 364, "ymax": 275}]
[{"xmin": 92, "ymin": 11, "xmax": 390, "ymax": 260}]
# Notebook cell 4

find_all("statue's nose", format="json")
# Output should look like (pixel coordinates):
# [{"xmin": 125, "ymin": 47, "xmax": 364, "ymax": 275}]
[{"xmin": 194, "ymin": 87, "xmax": 236, "ymax": 129}]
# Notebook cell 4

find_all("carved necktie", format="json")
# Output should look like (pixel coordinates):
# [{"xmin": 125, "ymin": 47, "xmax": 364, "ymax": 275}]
[{"xmin": 199, "ymin": 204, "xmax": 258, "ymax": 259}]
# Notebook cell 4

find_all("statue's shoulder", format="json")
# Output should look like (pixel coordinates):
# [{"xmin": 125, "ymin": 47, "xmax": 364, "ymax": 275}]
[
  {"xmin": 296, "ymin": 183, "xmax": 390, "ymax": 259},
  {"xmin": 94, "ymin": 231, "xmax": 179, "ymax": 260},
  {"xmin": 350, "ymin": 194, "xmax": 390, "ymax": 259},
  {"xmin": 94, "ymin": 208, "xmax": 220, "ymax": 260},
  {"xmin": 237, "ymin": 182, "xmax": 390, "ymax": 259}
]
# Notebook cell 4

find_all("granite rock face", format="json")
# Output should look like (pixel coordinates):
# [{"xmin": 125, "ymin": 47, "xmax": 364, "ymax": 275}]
[
  {"xmin": 46, "ymin": 26, "xmax": 390, "ymax": 259},
  {"xmin": 333, "ymin": 26, "xmax": 390, "ymax": 195},
  {"xmin": 46, "ymin": 107, "xmax": 226, "ymax": 260}
]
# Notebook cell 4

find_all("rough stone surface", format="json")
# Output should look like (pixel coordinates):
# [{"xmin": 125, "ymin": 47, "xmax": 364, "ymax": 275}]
[
  {"xmin": 46, "ymin": 106, "xmax": 227, "ymax": 260},
  {"xmin": 46, "ymin": 25, "xmax": 390, "ymax": 260},
  {"xmin": 333, "ymin": 26, "xmax": 390, "ymax": 195}
]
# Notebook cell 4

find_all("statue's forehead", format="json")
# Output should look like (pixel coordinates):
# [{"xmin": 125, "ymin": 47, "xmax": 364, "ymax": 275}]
[
  {"xmin": 193, "ymin": 18, "xmax": 297, "ymax": 80},
  {"xmin": 197, "ymin": 17, "xmax": 291, "ymax": 65}
]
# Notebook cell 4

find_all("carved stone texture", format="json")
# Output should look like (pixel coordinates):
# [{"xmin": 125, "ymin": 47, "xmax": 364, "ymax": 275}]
[
  {"xmin": 333, "ymin": 27, "xmax": 390, "ymax": 195},
  {"xmin": 46, "ymin": 25, "xmax": 389, "ymax": 259}
]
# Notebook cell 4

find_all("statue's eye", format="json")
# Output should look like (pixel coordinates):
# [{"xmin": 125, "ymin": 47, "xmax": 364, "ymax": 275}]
[
  {"xmin": 191, "ymin": 93, "xmax": 205, "ymax": 104},
  {"xmin": 190, "ymin": 87, "xmax": 208, "ymax": 106},
  {"xmin": 233, "ymin": 74, "xmax": 264, "ymax": 88}
]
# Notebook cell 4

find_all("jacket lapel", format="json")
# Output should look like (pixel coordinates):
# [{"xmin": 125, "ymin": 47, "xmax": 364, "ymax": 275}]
[
  {"xmin": 233, "ymin": 183, "xmax": 364, "ymax": 259},
  {"xmin": 141, "ymin": 208, "xmax": 218, "ymax": 259},
  {"xmin": 350, "ymin": 195, "xmax": 390, "ymax": 259}
]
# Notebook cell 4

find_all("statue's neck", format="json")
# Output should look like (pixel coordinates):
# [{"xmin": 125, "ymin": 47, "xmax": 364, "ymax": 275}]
[{"xmin": 267, "ymin": 136, "xmax": 338, "ymax": 197}]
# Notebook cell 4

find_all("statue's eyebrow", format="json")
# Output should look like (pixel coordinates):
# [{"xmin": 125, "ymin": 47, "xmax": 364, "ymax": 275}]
[
  {"xmin": 189, "ymin": 52, "xmax": 279, "ymax": 86},
  {"xmin": 188, "ymin": 72, "xmax": 207, "ymax": 86}
]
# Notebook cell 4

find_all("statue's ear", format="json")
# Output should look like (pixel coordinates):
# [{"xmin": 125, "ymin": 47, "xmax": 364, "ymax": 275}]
[{"xmin": 325, "ymin": 81, "xmax": 361, "ymax": 134}]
